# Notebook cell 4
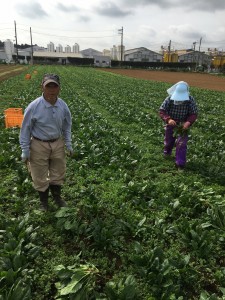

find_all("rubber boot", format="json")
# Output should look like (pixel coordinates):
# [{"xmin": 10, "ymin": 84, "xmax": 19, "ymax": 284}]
[
  {"xmin": 38, "ymin": 188, "xmax": 49, "ymax": 211},
  {"xmin": 50, "ymin": 185, "xmax": 67, "ymax": 208}
]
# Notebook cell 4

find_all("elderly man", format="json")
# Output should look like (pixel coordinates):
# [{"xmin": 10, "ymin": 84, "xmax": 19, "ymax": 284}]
[{"xmin": 20, "ymin": 73, "xmax": 73, "ymax": 211}]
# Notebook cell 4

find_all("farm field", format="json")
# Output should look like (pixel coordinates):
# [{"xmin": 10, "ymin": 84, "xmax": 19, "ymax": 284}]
[
  {"xmin": 0, "ymin": 65, "xmax": 225, "ymax": 299},
  {"xmin": 100, "ymin": 68, "xmax": 225, "ymax": 92}
]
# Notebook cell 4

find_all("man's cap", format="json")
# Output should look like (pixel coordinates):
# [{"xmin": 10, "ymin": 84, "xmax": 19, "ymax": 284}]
[
  {"xmin": 42, "ymin": 74, "xmax": 60, "ymax": 87},
  {"xmin": 171, "ymin": 82, "xmax": 189, "ymax": 101}
]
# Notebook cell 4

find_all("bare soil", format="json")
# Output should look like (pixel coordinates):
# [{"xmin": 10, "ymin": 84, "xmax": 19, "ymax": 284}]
[
  {"xmin": 100, "ymin": 68, "xmax": 225, "ymax": 92},
  {"xmin": 0, "ymin": 65, "xmax": 28, "ymax": 81}
]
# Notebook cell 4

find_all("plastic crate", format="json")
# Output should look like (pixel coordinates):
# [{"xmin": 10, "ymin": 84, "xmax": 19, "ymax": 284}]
[
  {"xmin": 4, "ymin": 108, "xmax": 23, "ymax": 128},
  {"xmin": 25, "ymin": 73, "xmax": 31, "ymax": 79}
]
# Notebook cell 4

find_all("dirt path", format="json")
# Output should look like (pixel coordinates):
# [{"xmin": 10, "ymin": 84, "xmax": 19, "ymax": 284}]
[
  {"xmin": 0, "ymin": 65, "xmax": 27, "ymax": 81},
  {"xmin": 0, "ymin": 67, "xmax": 26, "ymax": 77},
  {"xmin": 100, "ymin": 69, "xmax": 225, "ymax": 92}
]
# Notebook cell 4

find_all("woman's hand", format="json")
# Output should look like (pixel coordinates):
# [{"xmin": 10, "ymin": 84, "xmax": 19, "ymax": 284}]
[
  {"xmin": 183, "ymin": 121, "xmax": 191, "ymax": 130},
  {"xmin": 168, "ymin": 119, "xmax": 176, "ymax": 126}
]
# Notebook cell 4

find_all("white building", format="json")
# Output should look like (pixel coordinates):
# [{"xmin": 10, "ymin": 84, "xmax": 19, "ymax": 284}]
[
  {"xmin": 4, "ymin": 39, "xmax": 14, "ymax": 62},
  {"xmin": 110, "ymin": 45, "xmax": 118, "ymax": 60},
  {"xmin": 103, "ymin": 49, "xmax": 111, "ymax": 56},
  {"xmin": 56, "ymin": 44, "xmax": 63, "ymax": 53},
  {"xmin": 73, "ymin": 43, "xmax": 80, "ymax": 53},
  {"xmin": 47, "ymin": 42, "xmax": 55, "ymax": 52},
  {"xmin": 65, "ymin": 45, "xmax": 71, "ymax": 53},
  {"xmin": 117, "ymin": 45, "xmax": 125, "ymax": 61}
]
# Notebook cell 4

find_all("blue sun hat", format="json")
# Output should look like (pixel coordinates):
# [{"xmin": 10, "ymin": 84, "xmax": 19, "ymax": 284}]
[{"xmin": 167, "ymin": 81, "xmax": 190, "ymax": 105}]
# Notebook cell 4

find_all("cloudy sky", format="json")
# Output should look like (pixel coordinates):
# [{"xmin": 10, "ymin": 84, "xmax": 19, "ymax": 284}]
[{"xmin": 1, "ymin": 0, "xmax": 225, "ymax": 52}]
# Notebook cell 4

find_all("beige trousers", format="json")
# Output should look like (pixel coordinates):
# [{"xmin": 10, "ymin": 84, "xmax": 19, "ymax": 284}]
[{"xmin": 28, "ymin": 138, "xmax": 66, "ymax": 192}]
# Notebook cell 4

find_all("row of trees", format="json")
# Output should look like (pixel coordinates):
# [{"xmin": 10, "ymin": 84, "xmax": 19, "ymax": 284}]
[{"xmin": 0, "ymin": 40, "xmax": 35, "ymax": 49}]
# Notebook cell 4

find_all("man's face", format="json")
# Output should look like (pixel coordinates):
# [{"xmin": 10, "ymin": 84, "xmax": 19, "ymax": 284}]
[{"xmin": 42, "ymin": 82, "xmax": 60, "ymax": 102}]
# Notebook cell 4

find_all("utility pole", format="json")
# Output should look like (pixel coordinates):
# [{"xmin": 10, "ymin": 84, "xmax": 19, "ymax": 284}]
[
  {"xmin": 168, "ymin": 40, "xmax": 171, "ymax": 62},
  {"xmin": 14, "ymin": 20, "xmax": 19, "ymax": 63},
  {"xmin": 192, "ymin": 42, "xmax": 197, "ymax": 64},
  {"xmin": 197, "ymin": 37, "xmax": 202, "ymax": 68},
  {"xmin": 198, "ymin": 37, "xmax": 202, "ymax": 52},
  {"xmin": 193, "ymin": 41, "xmax": 196, "ymax": 51},
  {"xmin": 30, "ymin": 27, "xmax": 33, "ymax": 65},
  {"xmin": 118, "ymin": 26, "xmax": 123, "ymax": 62}
]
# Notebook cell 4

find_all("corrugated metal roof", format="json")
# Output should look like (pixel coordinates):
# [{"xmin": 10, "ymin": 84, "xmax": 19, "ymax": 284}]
[
  {"xmin": 33, "ymin": 51, "xmax": 83, "ymax": 58},
  {"xmin": 124, "ymin": 47, "xmax": 161, "ymax": 55}
]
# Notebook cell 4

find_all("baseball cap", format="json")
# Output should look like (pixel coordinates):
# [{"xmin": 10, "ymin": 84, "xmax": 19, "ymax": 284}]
[
  {"xmin": 42, "ymin": 74, "xmax": 60, "ymax": 87},
  {"xmin": 171, "ymin": 82, "xmax": 189, "ymax": 101}
]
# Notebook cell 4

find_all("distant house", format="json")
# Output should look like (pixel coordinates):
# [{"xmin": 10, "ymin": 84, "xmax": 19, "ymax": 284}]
[
  {"xmin": 24, "ymin": 45, "xmax": 46, "ymax": 52},
  {"xmin": 94, "ymin": 55, "xmax": 111, "ymax": 67},
  {"xmin": 178, "ymin": 51, "xmax": 211, "ymax": 66},
  {"xmin": 81, "ymin": 48, "xmax": 103, "ymax": 57},
  {"xmin": 81, "ymin": 48, "xmax": 111, "ymax": 67},
  {"xmin": 33, "ymin": 51, "xmax": 83, "ymax": 65},
  {"xmin": 0, "ymin": 49, "xmax": 7, "ymax": 62},
  {"xmin": 124, "ymin": 47, "xmax": 163, "ymax": 62}
]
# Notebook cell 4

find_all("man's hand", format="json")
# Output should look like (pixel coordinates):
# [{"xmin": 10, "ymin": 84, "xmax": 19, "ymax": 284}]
[
  {"xmin": 66, "ymin": 147, "xmax": 74, "ymax": 157},
  {"xmin": 21, "ymin": 150, "xmax": 30, "ymax": 163},
  {"xmin": 168, "ymin": 119, "xmax": 176, "ymax": 126},
  {"xmin": 183, "ymin": 121, "xmax": 191, "ymax": 130},
  {"xmin": 68, "ymin": 150, "xmax": 74, "ymax": 157}
]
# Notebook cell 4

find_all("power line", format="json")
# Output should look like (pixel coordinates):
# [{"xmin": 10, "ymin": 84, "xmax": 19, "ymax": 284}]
[
  {"xmin": 33, "ymin": 32, "xmax": 117, "ymax": 39},
  {"xmin": 2, "ymin": 22, "xmax": 225, "ymax": 51},
  {"xmin": 0, "ymin": 22, "xmax": 117, "ymax": 33},
  {"xmin": 0, "ymin": 28, "xmax": 14, "ymax": 31},
  {"xmin": 16, "ymin": 23, "xmax": 116, "ymax": 33},
  {"xmin": 16, "ymin": 28, "xmax": 117, "ymax": 39}
]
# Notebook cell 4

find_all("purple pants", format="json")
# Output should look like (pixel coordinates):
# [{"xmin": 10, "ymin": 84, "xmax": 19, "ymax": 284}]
[{"xmin": 164, "ymin": 125, "xmax": 188, "ymax": 167}]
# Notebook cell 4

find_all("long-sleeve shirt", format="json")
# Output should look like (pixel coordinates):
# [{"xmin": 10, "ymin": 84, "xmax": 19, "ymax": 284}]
[
  {"xmin": 159, "ymin": 96, "xmax": 198, "ymax": 124},
  {"xmin": 19, "ymin": 95, "xmax": 72, "ymax": 152}
]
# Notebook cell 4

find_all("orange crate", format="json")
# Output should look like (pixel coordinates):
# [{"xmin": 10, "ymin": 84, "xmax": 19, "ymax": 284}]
[
  {"xmin": 4, "ymin": 108, "xmax": 23, "ymax": 115},
  {"xmin": 25, "ymin": 73, "xmax": 31, "ymax": 80},
  {"xmin": 4, "ymin": 108, "xmax": 24, "ymax": 128}
]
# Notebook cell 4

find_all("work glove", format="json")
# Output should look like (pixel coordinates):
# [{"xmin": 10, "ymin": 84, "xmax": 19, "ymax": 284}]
[
  {"xmin": 21, "ymin": 150, "xmax": 30, "ymax": 163},
  {"xmin": 183, "ymin": 121, "xmax": 191, "ymax": 130},
  {"xmin": 168, "ymin": 119, "xmax": 176, "ymax": 126}
]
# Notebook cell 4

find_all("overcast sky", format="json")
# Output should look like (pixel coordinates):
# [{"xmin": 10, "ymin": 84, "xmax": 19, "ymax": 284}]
[{"xmin": 1, "ymin": 0, "xmax": 225, "ymax": 52}]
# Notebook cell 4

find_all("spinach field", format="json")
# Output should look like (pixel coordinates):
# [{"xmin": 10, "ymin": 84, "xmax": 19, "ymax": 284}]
[{"xmin": 0, "ymin": 66, "xmax": 225, "ymax": 299}]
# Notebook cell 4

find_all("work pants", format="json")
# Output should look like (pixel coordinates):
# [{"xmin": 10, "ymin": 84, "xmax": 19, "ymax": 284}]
[
  {"xmin": 164, "ymin": 125, "xmax": 188, "ymax": 167},
  {"xmin": 29, "ymin": 138, "xmax": 66, "ymax": 192}
]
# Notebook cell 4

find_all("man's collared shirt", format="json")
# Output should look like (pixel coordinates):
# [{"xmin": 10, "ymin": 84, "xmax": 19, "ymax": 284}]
[{"xmin": 20, "ymin": 95, "xmax": 72, "ymax": 152}]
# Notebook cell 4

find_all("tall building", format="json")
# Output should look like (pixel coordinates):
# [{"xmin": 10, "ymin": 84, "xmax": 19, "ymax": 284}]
[
  {"xmin": 47, "ymin": 42, "xmax": 55, "ymax": 52},
  {"xmin": 110, "ymin": 45, "xmax": 118, "ymax": 60},
  {"xmin": 103, "ymin": 49, "xmax": 111, "ymax": 56},
  {"xmin": 4, "ymin": 39, "xmax": 14, "ymax": 62},
  {"xmin": 56, "ymin": 44, "xmax": 63, "ymax": 53},
  {"xmin": 65, "ymin": 45, "xmax": 71, "ymax": 53},
  {"xmin": 117, "ymin": 45, "xmax": 125, "ymax": 61},
  {"xmin": 72, "ymin": 43, "xmax": 80, "ymax": 53}
]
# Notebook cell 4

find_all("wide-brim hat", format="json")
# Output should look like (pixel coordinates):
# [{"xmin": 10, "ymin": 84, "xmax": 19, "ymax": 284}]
[{"xmin": 170, "ymin": 82, "xmax": 189, "ymax": 101}]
